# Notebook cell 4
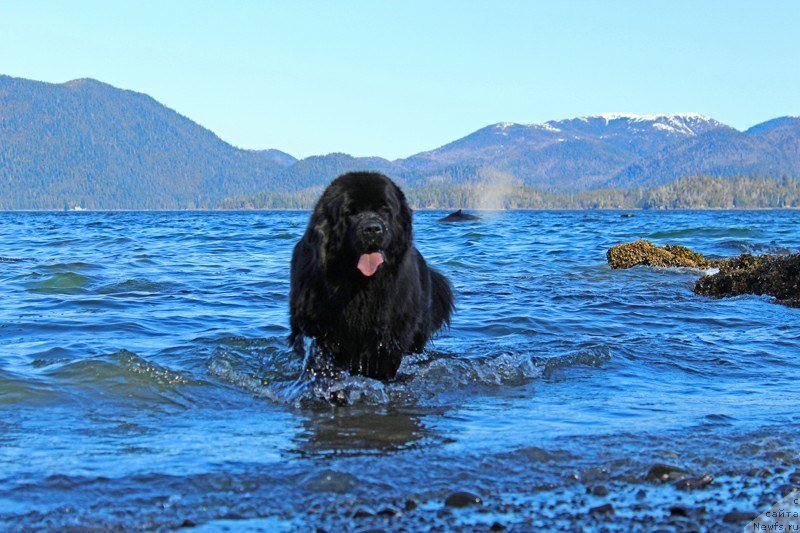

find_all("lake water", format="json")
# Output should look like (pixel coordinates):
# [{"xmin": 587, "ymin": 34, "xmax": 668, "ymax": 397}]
[{"xmin": 1, "ymin": 210, "xmax": 799, "ymax": 531}]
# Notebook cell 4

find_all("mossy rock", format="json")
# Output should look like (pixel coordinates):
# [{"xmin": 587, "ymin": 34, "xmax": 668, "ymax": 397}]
[
  {"xmin": 607, "ymin": 240, "xmax": 718, "ymax": 270},
  {"xmin": 695, "ymin": 254, "xmax": 800, "ymax": 307}
]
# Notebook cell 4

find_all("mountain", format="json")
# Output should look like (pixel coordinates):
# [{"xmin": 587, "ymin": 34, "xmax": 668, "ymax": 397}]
[
  {"xmin": 399, "ymin": 114, "xmax": 730, "ymax": 188},
  {"xmin": 0, "ymin": 73, "xmax": 798, "ymax": 210},
  {"xmin": 745, "ymin": 116, "xmax": 800, "ymax": 135},
  {"xmin": 607, "ymin": 117, "xmax": 800, "ymax": 188},
  {"xmin": 0, "ymin": 75, "xmax": 290, "ymax": 209},
  {"xmin": 257, "ymin": 149, "xmax": 297, "ymax": 167}
]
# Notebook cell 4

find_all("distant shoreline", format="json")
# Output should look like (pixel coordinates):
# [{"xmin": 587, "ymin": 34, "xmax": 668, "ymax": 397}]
[{"xmin": 2, "ymin": 207, "xmax": 799, "ymax": 213}]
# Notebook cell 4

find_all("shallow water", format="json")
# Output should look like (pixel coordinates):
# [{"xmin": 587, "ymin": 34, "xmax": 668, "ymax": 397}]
[{"xmin": 1, "ymin": 210, "xmax": 799, "ymax": 531}]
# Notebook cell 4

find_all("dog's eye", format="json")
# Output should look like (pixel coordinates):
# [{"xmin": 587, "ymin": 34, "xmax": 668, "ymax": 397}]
[{"xmin": 379, "ymin": 206, "xmax": 392, "ymax": 216}]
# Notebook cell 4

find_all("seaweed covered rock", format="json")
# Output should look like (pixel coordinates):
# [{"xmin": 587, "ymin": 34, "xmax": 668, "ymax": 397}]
[
  {"xmin": 694, "ymin": 254, "xmax": 800, "ymax": 307},
  {"xmin": 607, "ymin": 240, "xmax": 719, "ymax": 270}
]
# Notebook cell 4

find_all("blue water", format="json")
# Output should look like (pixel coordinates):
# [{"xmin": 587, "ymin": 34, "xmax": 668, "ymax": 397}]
[{"xmin": 1, "ymin": 210, "xmax": 799, "ymax": 530}]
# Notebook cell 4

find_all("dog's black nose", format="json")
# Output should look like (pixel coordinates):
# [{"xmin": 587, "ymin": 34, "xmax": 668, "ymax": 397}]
[{"xmin": 363, "ymin": 220, "xmax": 384, "ymax": 236}]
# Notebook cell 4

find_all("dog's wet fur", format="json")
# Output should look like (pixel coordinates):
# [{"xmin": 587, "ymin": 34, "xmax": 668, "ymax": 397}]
[{"xmin": 289, "ymin": 172, "xmax": 454, "ymax": 380}]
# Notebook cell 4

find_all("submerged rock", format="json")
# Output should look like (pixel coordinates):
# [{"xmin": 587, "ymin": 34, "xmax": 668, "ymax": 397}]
[
  {"xmin": 673, "ymin": 474, "xmax": 714, "ymax": 491},
  {"xmin": 301, "ymin": 469, "xmax": 359, "ymax": 493},
  {"xmin": 589, "ymin": 485, "xmax": 610, "ymax": 496},
  {"xmin": 607, "ymin": 240, "xmax": 718, "ymax": 269},
  {"xmin": 694, "ymin": 254, "xmax": 800, "ymax": 307},
  {"xmin": 437, "ymin": 209, "xmax": 482, "ymax": 223},
  {"xmin": 645, "ymin": 463, "xmax": 688, "ymax": 483}
]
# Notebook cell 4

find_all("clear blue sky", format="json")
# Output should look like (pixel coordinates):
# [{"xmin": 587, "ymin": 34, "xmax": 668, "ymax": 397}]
[{"xmin": 1, "ymin": 1, "xmax": 798, "ymax": 159}]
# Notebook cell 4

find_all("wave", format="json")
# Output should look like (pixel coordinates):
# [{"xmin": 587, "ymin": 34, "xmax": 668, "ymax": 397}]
[
  {"xmin": 26, "ymin": 271, "xmax": 94, "ymax": 294},
  {"xmin": 648, "ymin": 227, "xmax": 760, "ymax": 239},
  {"xmin": 44, "ymin": 350, "xmax": 196, "ymax": 386},
  {"xmin": 96, "ymin": 278, "xmax": 181, "ymax": 295},
  {"xmin": 25, "ymin": 350, "xmax": 207, "ymax": 406},
  {"xmin": 0, "ymin": 369, "xmax": 54, "ymax": 404},
  {"xmin": 717, "ymin": 239, "xmax": 796, "ymax": 255}
]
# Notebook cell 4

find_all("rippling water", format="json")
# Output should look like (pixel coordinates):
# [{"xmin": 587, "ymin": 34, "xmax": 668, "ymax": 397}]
[{"xmin": 1, "ymin": 210, "xmax": 799, "ymax": 530}]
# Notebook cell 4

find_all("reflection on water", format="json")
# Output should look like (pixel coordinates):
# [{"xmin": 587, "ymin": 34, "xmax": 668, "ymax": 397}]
[{"xmin": 294, "ymin": 407, "xmax": 436, "ymax": 457}]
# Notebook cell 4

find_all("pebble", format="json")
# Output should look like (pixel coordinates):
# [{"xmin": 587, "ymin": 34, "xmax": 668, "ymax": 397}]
[
  {"xmin": 669, "ymin": 505, "xmax": 689, "ymax": 517},
  {"xmin": 376, "ymin": 507, "xmax": 401, "ymax": 518},
  {"xmin": 667, "ymin": 504, "xmax": 706, "ymax": 518},
  {"xmin": 444, "ymin": 491, "xmax": 483, "ymax": 508},
  {"xmin": 747, "ymin": 467, "xmax": 772, "ymax": 478},
  {"xmin": 645, "ymin": 464, "xmax": 688, "ymax": 483},
  {"xmin": 722, "ymin": 510, "xmax": 755, "ymax": 524},
  {"xmin": 352, "ymin": 508, "xmax": 374, "ymax": 518},
  {"xmin": 673, "ymin": 474, "xmax": 713, "ymax": 491},
  {"xmin": 589, "ymin": 503, "xmax": 615, "ymax": 515}
]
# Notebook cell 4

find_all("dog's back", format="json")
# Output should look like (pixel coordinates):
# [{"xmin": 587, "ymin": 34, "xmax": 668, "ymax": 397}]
[{"xmin": 429, "ymin": 268, "xmax": 454, "ymax": 332}]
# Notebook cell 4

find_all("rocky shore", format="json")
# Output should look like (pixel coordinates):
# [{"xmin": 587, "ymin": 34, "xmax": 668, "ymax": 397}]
[
  {"xmin": 608, "ymin": 240, "xmax": 800, "ymax": 307},
  {"xmin": 695, "ymin": 253, "xmax": 800, "ymax": 307}
]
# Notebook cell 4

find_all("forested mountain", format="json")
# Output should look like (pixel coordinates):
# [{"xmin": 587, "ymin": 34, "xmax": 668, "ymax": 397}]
[
  {"xmin": 607, "ymin": 119, "xmax": 800, "ymax": 188},
  {"xmin": 0, "ymin": 74, "xmax": 798, "ymax": 209},
  {"xmin": 0, "ymin": 76, "xmax": 287, "ymax": 209}
]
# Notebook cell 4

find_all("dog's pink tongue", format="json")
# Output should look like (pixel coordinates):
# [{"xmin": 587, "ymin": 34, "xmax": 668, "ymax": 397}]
[{"xmin": 357, "ymin": 252, "xmax": 384, "ymax": 277}]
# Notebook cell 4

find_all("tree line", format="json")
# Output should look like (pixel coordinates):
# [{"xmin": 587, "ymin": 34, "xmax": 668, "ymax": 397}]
[{"xmin": 217, "ymin": 175, "xmax": 800, "ymax": 210}]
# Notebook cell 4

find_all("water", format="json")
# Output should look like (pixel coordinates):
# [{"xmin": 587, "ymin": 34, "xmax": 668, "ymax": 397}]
[{"xmin": 1, "ymin": 210, "xmax": 799, "ymax": 531}]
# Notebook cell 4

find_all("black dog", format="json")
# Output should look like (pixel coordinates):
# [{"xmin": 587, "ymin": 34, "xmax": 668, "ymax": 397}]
[{"xmin": 289, "ymin": 172, "xmax": 454, "ymax": 380}]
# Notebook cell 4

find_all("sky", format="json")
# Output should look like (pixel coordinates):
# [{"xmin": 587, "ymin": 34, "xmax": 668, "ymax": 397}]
[{"xmin": 1, "ymin": 1, "xmax": 798, "ymax": 159}]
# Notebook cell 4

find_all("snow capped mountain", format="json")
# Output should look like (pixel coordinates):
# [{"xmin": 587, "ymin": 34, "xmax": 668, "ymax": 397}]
[
  {"xmin": 402, "ymin": 113, "xmax": 730, "ymax": 183},
  {"xmin": 482, "ymin": 113, "xmax": 724, "ymax": 145},
  {"xmin": 395, "ymin": 112, "xmax": 800, "ymax": 190},
  {"xmin": 546, "ymin": 113, "xmax": 724, "ymax": 137},
  {"xmin": 493, "ymin": 121, "xmax": 562, "ymax": 133}
]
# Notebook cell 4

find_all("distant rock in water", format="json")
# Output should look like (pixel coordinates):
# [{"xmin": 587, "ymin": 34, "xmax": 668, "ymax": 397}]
[
  {"xmin": 606, "ymin": 239, "xmax": 718, "ymax": 269},
  {"xmin": 437, "ymin": 209, "xmax": 482, "ymax": 223},
  {"xmin": 694, "ymin": 254, "xmax": 800, "ymax": 307}
]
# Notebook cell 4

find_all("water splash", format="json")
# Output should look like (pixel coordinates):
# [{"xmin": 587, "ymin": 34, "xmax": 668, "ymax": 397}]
[{"xmin": 204, "ymin": 341, "xmax": 616, "ymax": 408}]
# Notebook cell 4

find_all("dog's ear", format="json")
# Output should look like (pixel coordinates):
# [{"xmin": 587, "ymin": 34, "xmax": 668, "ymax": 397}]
[
  {"xmin": 310, "ymin": 188, "xmax": 348, "ymax": 268},
  {"xmin": 397, "ymin": 186, "xmax": 412, "ymax": 229},
  {"xmin": 388, "ymin": 182, "xmax": 413, "ymax": 257}
]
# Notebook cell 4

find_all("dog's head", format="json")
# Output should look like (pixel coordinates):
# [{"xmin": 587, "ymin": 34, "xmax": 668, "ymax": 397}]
[{"xmin": 311, "ymin": 172, "xmax": 412, "ymax": 278}]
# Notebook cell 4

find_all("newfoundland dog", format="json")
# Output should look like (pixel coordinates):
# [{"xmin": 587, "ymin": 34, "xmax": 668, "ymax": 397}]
[{"xmin": 289, "ymin": 172, "xmax": 454, "ymax": 380}]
